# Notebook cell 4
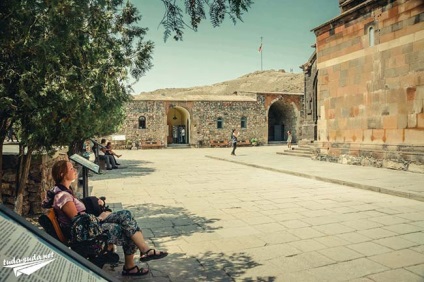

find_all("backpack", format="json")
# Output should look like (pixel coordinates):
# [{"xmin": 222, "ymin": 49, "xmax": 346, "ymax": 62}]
[
  {"xmin": 70, "ymin": 213, "xmax": 107, "ymax": 257},
  {"xmin": 71, "ymin": 213, "xmax": 102, "ymax": 242},
  {"xmin": 80, "ymin": 196, "xmax": 111, "ymax": 216}
]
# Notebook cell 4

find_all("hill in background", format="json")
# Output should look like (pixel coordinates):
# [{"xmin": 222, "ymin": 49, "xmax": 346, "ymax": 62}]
[{"xmin": 133, "ymin": 70, "xmax": 304, "ymax": 100}]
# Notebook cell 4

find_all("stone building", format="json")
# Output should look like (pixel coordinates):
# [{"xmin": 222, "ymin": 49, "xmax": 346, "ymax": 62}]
[
  {"xmin": 305, "ymin": 0, "xmax": 424, "ymax": 172},
  {"xmin": 115, "ymin": 71, "xmax": 304, "ymax": 148}
]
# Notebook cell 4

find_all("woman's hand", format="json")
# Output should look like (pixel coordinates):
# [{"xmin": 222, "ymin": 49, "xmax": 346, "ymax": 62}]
[
  {"xmin": 98, "ymin": 211, "xmax": 112, "ymax": 221},
  {"xmin": 97, "ymin": 198, "xmax": 105, "ymax": 207}
]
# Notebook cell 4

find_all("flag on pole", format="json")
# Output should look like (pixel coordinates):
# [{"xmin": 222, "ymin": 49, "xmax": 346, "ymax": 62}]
[{"xmin": 258, "ymin": 43, "xmax": 262, "ymax": 53}]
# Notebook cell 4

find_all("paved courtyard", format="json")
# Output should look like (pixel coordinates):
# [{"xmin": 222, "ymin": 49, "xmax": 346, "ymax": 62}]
[{"xmin": 90, "ymin": 146, "xmax": 424, "ymax": 281}]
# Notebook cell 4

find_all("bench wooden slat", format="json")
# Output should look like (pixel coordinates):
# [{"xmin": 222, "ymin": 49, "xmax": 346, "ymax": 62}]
[
  {"xmin": 141, "ymin": 141, "xmax": 164, "ymax": 149},
  {"xmin": 210, "ymin": 140, "xmax": 229, "ymax": 147},
  {"xmin": 39, "ymin": 208, "xmax": 68, "ymax": 243}
]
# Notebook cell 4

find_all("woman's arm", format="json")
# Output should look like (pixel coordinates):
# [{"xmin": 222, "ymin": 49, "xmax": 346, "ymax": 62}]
[
  {"xmin": 62, "ymin": 201, "xmax": 79, "ymax": 219},
  {"xmin": 107, "ymin": 147, "xmax": 121, "ymax": 158},
  {"xmin": 98, "ymin": 211, "xmax": 112, "ymax": 221}
]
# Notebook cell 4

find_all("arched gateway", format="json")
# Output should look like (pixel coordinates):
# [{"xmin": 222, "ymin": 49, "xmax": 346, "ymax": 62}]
[
  {"xmin": 267, "ymin": 99, "xmax": 296, "ymax": 142},
  {"xmin": 167, "ymin": 106, "xmax": 190, "ymax": 145}
]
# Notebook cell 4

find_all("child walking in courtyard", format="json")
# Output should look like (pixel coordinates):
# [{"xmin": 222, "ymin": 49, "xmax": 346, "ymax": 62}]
[{"xmin": 287, "ymin": 130, "xmax": 292, "ymax": 149}]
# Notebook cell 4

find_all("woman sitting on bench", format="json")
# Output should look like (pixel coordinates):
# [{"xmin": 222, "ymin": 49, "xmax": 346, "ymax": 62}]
[
  {"xmin": 48, "ymin": 160, "xmax": 168, "ymax": 276},
  {"xmin": 105, "ymin": 141, "xmax": 122, "ymax": 164}
]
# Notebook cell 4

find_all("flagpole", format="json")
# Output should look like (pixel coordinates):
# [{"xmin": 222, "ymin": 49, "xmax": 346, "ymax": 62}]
[{"xmin": 260, "ymin": 36, "xmax": 263, "ymax": 71}]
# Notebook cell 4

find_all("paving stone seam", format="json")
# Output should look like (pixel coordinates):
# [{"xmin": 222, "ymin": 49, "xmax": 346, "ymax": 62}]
[{"xmin": 205, "ymin": 155, "xmax": 424, "ymax": 203}]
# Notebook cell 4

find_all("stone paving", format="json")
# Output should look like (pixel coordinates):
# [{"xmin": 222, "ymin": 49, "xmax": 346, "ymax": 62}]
[{"xmin": 89, "ymin": 146, "xmax": 424, "ymax": 281}]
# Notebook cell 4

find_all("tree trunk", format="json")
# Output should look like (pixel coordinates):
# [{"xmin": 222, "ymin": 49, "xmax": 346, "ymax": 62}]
[
  {"xmin": 0, "ymin": 119, "xmax": 10, "ymax": 205},
  {"xmin": 69, "ymin": 139, "xmax": 84, "ymax": 156},
  {"xmin": 0, "ymin": 136, "xmax": 4, "ymax": 204},
  {"xmin": 14, "ymin": 146, "xmax": 34, "ymax": 215}
]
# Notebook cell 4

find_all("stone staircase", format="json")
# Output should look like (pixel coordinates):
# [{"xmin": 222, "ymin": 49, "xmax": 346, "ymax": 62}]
[
  {"xmin": 167, "ymin": 144, "xmax": 191, "ymax": 149},
  {"xmin": 277, "ymin": 141, "xmax": 315, "ymax": 158}
]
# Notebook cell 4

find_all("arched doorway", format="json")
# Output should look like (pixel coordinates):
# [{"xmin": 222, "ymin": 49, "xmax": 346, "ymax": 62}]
[
  {"xmin": 167, "ymin": 106, "xmax": 190, "ymax": 144},
  {"xmin": 268, "ymin": 100, "xmax": 295, "ymax": 142}
]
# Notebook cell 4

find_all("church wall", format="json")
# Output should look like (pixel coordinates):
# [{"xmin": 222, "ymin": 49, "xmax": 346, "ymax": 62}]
[
  {"xmin": 314, "ymin": 0, "xmax": 424, "ymax": 172},
  {"xmin": 302, "ymin": 53, "xmax": 318, "ymax": 141}
]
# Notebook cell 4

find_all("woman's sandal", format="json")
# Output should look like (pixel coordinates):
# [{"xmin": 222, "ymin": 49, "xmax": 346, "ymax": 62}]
[
  {"xmin": 122, "ymin": 265, "xmax": 149, "ymax": 276},
  {"xmin": 140, "ymin": 249, "xmax": 168, "ymax": 262}
]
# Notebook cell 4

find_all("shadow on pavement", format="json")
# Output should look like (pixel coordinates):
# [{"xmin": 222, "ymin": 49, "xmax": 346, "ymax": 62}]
[
  {"xmin": 89, "ymin": 159, "xmax": 156, "ymax": 181},
  {"xmin": 102, "ymin": 203, "xmax": 275, "ymax": 281}
]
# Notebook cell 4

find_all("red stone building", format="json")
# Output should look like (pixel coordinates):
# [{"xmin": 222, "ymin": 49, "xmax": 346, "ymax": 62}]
[{"xmin": 308, "ymin": 0, "xmax": 423, "ymax": 172}]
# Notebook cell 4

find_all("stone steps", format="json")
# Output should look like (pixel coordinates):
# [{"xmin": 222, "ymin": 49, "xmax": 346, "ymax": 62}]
[
  {"xmin": 167, "ymin": 144, "xmax": 191, "ymax": 149},
  {"xmin": 277, "ymin": 144, "xmax": 314, "ymax": 158}
]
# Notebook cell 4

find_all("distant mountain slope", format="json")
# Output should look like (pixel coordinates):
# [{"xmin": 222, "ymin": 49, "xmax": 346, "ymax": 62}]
[{"xmin": 133, "ymin": 70, "xmax": 304, "ymax": 100}]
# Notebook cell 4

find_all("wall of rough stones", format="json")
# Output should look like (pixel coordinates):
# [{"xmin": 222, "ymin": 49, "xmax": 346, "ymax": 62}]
[
  {"xmin": 313, "ymin": 0, "xmax": 424, "ymax": 172},
  {"xmin": 1, "ymin": 151, "xmax": 68, "ymax": 215},
  {"xmin": 118, "ymin": 93, "xmax": 303, "ymax": 147},
  {"xmin": 191, "ymin": 100, "xmax": 266, "ymax": 145},
  {"xmin": 123, "ymin": 101, "xmax": 168, "ymax": 147}
]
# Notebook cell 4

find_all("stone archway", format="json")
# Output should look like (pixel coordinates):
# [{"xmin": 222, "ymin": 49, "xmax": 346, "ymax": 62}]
[
  {"xmin": 267, "ymin": 99, "xmax": 295, "ymax": 142},
  {"xmin": 167, "ymin": 106, "xmax": 190, "ymax": 144}
]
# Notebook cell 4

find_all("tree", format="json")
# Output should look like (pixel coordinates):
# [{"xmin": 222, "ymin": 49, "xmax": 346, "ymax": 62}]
[
  {"xmin": 0, "ymin": 0, "xmax": 252, "ymax": 214},
  {"xmin": 159, "ymin": 0, "xmax": 253, "ymax": 41},
  {"xmin": 1, "ymin": 0, "xmax": 153, "ymax": 213}
]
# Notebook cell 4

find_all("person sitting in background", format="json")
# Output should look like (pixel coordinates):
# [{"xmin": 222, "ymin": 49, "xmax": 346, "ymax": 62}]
[
  {"xmin": 82, "ymin": 140, "xmax": 93, "ymax": 160},
  {"xmin": 99, "ymin": 139, "xmax": 118, "ymax": 170},
  {"xmin": 7, "ymin": 126, "xmax": 18, "ymax": 142},
  {"xmin": 106, "ymin": 141, "xmax": 122, "ymax": 165},
  {"xmin": 44, "ymin": 160, "xmax": 168, "ymax": 276}
]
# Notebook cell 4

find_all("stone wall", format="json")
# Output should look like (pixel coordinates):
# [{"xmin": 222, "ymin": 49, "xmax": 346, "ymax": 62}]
[
  {"xmin": 117, "ymin": 93, "xmax": 303, "ymax": 147},
  {"xmin": 301, "ymin": 52, "xmax": 318, "ymax": 141},
  {"xmin": 121, "ymin": 101, "xmax": 168, "ymax": 147},
  {"xmin": 312, "ymin": 142, "xmax": 424, "ymax": 173},
  {"xmin": 1, "ymin": 151, "xmax": 68, "ymax": 215},
  {"xmin": 313, "ymin": 0, "xmax": 424, "ymax": 172},
  {"xmin": 191, "ymin": 100, "xmax": 266, "ymax": 145}
]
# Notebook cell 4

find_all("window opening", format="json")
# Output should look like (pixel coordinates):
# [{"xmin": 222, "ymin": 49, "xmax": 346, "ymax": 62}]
[
  {"xmin": 139, "ymin": 116, "xmax": 146, "ymax": 129},
  {"xmin": 217, "ymin": 117, "xmax": 223, "ymax": 129},
  {"xmin": 241, "ymin": 117, "xmax": 247, "ymax": 128}
]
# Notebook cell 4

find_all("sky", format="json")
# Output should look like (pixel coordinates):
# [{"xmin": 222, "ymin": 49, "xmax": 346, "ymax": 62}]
[{"xmin": 130, "ymin": 0, "xmax": 340, "ymax": 94}]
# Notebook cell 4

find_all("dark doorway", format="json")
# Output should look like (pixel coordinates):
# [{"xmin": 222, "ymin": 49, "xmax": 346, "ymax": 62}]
[{"xmin": 268, "ymin": 100, "xmax": 294, "ymax": 142}]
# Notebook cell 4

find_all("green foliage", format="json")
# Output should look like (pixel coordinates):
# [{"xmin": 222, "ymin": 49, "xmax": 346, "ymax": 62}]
[
  {"xmin": 160, "ymin": 0, "xmax": 253, "ymax": 41},
  {"xmin": 0, "ymin": 0, "xmax": 252, "ymax": 212},
  {"xmin": 0, "ymin": 0, "xmax": 253, "ymax": 151},
  {"xmin": 0, "ymin": 0, "xmax": 153, "ymax": 152}
]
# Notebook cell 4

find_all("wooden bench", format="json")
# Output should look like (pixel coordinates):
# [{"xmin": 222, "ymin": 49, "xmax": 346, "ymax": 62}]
[
  {"xmin": 38, "ymin": 209, "xmax": 119, "ymax": 268},
  {"xmin": 91, "ymin": 139, "xmax": 106, "ymax": 170},
  {"xmin": 210, "ymin": 140, "xmax": 229, "ymax": 147},
  {"xmin": 141, "ymin": 141, "xmax": 164, "ymax": 149},
  {"xmin": 237, "ymin": 140, "xmax": 251, "ymax": 147}
]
